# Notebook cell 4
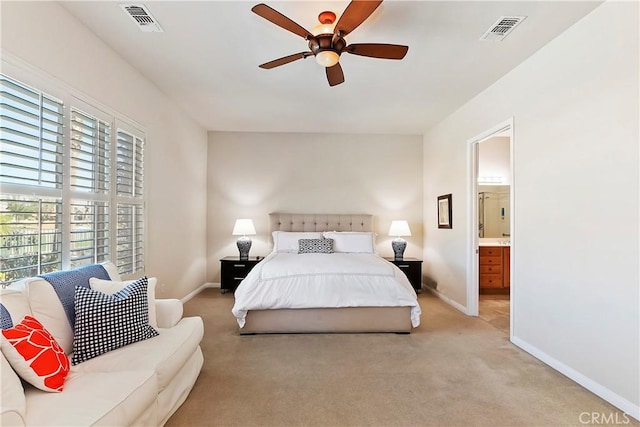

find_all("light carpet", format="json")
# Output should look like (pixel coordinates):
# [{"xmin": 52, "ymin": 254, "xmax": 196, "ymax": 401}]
[{"xmin": 166, "ymin": 288, "xmax": 635, "ymax": 427}]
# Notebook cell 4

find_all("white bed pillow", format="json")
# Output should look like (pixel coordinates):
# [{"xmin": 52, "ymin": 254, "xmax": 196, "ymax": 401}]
[
  {"xmin": 272, "ymin": 231, "xmax": 323, "ymax": 253},
  {"xmin": 89, "ymin": 277, "xmax": 157, "ymax": 328},
  {"xmin": 323, "ymin": 231, "xmax": 377, "ymax": 253}
]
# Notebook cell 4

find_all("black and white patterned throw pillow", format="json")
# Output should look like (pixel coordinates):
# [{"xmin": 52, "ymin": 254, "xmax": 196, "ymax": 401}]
[
  {"xmin": 298, "ymin": 238, "xmax": 334, "ymax": 254},
  {"xmin": 72, "ymin": 276, "xmax": 158, "ymax": 365}
]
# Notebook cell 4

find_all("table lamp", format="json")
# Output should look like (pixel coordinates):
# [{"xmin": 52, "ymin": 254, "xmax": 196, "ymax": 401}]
[
  {"xmin": 388, "ymin": 220, "xmax": 411, "ymax": 260},
  {"xmin": 232, "ymin": 219, "xmax": 256, "ymax": 260}
]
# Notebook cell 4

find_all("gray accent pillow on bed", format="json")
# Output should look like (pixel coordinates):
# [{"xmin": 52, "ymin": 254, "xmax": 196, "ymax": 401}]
[{"xmin": 298, "ymin": 238, "xmax": 334, "ymax": 254}]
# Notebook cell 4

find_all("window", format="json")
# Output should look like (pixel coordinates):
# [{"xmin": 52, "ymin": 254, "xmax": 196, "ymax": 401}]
[
  {"xmin": 0, "ymin": 76, "xmax": 64, "ymax": 188},
  {"xmin": 0, "ymin": 74, "xmax": 145, "ymax": 285},
  {"xmin": 0, "ymin": 195, "xmax": 62, "ymax": 284},
  {"xmin": 70, "ymin": 200, "xmax": 110, "ymax": 268},
  {"xmin": 115, "ymin": 128, "xmax": 145, "ymax": 275},
  {"xmin": 70, "ymin": 108, "xmax": 111, "ymax": 194},
  {"xmin": 69, "ymin": 107, "xmax": 112, "ymax": 269}
]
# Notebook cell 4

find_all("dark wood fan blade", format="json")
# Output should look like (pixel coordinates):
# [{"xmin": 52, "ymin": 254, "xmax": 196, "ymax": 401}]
[
  {"xmin": 252, "ymin": 4, "xmax": 313, "ymax": 39},
  {"xmin": 259, "ymin": 52, "xmax": 311, "ymax": 69},
  {"xmin": 334, "ymin": 1, "xmax": 383, "ymax": 36},
  {"xmin": 345, "ymin": 43, "xmax": 408, "ymax": 59},
  {"xmin": 326, "ymin": 63, "xmax": 345, "ymax": 87}
]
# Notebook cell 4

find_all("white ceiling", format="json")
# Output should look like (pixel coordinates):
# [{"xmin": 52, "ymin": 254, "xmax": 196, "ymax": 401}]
[{"xmin": 60, "ymin": 1, "xmax": 601, "ymax": 135}]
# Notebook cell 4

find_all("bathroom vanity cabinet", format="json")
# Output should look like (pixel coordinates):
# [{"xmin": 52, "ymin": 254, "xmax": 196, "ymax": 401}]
[{"xmin": 479, "ymin": 246, "xmax": 510, "ymax": 292}]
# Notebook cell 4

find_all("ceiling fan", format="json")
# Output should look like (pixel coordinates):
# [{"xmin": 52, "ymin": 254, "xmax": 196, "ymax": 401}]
[{"xmin": 251, "ymin": 1, "xmax": 409, "ymax": 87}]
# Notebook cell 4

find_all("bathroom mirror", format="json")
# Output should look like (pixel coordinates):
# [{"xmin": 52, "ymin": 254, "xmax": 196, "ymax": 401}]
[{"xmin": 478, "ymin": 185, "xmax": 510, "ymax": 238}]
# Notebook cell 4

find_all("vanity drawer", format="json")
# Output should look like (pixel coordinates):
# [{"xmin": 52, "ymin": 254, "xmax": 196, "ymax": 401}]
[
  {"xmin": 479, "ymin": 247, "xmax": 502, "ymax": 257},
  {"xmin": 479, "ymin": 256, "xmax": 502, "ymax": 265},
  {"xmin": 480, "ymin": 265, "xmax": 502, "ymax": 275},
  {"xmin": 480, "ymin": 274, "xmax": 503, "ymax": 288}
]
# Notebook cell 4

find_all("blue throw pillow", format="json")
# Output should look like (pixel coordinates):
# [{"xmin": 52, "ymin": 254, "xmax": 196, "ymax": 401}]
[
  {"xmin": 0, "ymin": 303, "xmax": 13, "ymax": 330},
  {"xmin": 72, "ymin": 276, "xmax": 158, "ymax": 365}
]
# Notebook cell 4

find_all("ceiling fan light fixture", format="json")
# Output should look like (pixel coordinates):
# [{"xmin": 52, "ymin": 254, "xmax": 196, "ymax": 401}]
[
  {"xmin": 252, "ymin": 1, "xmax": 409, "ymax": 86},
  {"xmin": 311, "ymin": 11, "xmax": 336, "ymax": 36},
  {"xmin": 311, "ymin": 23, "xmax": 335, "ymax": 36},
  {"xmin": 315, "ymin": 50, "xmax": 340, "ymax": 67}
]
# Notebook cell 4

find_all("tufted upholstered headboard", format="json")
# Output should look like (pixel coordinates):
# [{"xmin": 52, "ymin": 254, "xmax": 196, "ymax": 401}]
[{"xmin": 269, "ymin": 213, "xmax": 373, "ymax": 233}]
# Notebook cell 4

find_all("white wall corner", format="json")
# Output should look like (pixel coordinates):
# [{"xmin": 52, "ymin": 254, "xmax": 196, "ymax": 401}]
[
  {"xmin": 180, "ymin": 282, "xmax": 219, "ymax": 304},
  {"xmin": 425, "ymin": 286, "xmax": 471, "ymax": 315}
]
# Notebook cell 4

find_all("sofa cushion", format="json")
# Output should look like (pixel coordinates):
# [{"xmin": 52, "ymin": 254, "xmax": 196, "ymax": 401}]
[
  {"xmin": 89, "ymin": 277, "xmax": 158, "ymax": 329},
  {"xmin": 99, "ymin": 260, "xmax": 121, "ymax": 282},
  {"xmin": 72, "ymin": 316, "xmax": 204, "ymax": 390},
  {"xmin": 25, "ymin": 369, "xmax": 158, "ymax": 427},
  {"xmin": 0, "ymin": 287, "xmax": 31, "ymax": 327},
  {"xmin": 72, "ymin": 277, "xmax": 159, "ymax": 365},
  {"xmin": 1, "ymin": 351, "xmax": 26, "ymax": 426},
  {"xmin": 21, "ymin": 277, "xmax": 75, "ymax": 355},
  {"xmin": 1, "ymin": 316, "xmax": 70, "ymax": 392}
]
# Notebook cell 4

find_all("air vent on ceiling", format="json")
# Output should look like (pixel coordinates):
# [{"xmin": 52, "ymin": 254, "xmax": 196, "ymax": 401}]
[
  {"xmin": 480, "ymin": 16, "xmax": 526, "ymax": 41},
  {"xmin": 120, "ymin": 4, "xmax": 163, "ymax": 32}
]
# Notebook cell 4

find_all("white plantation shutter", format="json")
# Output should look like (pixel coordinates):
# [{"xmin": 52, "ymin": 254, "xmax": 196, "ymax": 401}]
[
  {"xmin": 0, "ymin": 76, "xmax": 64, "ymax": 188},
  {"xmin": 116, "ymin": 203, "xmax": 144, "ymax": 275},
  {"xmin": 68, "ymin": 107, "xmax": 111, "ymax": 268},
  {"xmin": 0, "ymin": 76, "xmax": 65, "ymax": 284},
  {"xmin": 116, "ymin": 130, "xmax": 143, "ymax": 197},
  {"xmin": 115, "ymin": 127, "xmax": 144, "ymax": 275},
  {"xmin": 0, "ymin": 73, "xmax": 146, "ymax": 284},
  {"xmin": 70, "ymin": 108, "xmax": 110, "ymax": 193}
]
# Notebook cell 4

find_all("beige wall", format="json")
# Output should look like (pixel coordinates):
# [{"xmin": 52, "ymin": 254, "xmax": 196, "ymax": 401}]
[
  {"xmin": 1, "ymin": 2, "xmax": 209, "ymax": 299},
  {"xmin": 207, "ymin": 132, "xmax": 423, "ymax": 282},
  {"xmin": 3, "ymin": 0, "xmax": 637, "ymax": 417},
  {"xmin": 423, "ymin": 1, "xmax": 638, "ymax": 415}
]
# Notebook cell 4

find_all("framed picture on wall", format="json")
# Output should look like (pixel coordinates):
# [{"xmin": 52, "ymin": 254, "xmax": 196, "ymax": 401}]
[{"xmin": 438, "ymin": 194, "xmax": 452, "ymax": 229}]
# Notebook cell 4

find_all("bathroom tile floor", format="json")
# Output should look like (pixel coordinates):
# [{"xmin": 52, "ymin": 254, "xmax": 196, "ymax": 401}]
[{"xmin": 479, "ymin": 294, "xmax": 510, "ymax": 334}]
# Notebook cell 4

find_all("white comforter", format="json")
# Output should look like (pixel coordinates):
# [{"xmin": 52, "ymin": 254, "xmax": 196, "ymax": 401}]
[{"xmin": 231, "ymin": 252, "xmax": 421, "ymax": 328}]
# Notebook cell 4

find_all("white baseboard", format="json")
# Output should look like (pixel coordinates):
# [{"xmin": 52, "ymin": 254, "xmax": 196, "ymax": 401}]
[
  {"xmin": 426, "ymin": 287, "xmax": 639, "ymax": 420},
  {"xmin": 425, "ymin": 286, "xmax": 470, "ymax": 315},
  {"xmin": 180, "ymin": 282, "xmax": 218, "ymax": 304},
  {"xmin": 511, "ymin": 336, "xmax": 640, "ymax": 421}
]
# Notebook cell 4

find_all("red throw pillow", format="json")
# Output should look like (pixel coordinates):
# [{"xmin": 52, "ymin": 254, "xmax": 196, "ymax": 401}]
[{"xmin": 1, "ymin": 316, "xmax": 70, "ymax": 392}]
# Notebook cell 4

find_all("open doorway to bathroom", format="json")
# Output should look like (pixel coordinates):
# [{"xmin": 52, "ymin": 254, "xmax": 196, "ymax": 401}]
[
  {"xmin": 466, "ymin": 118, "xmax": 514, "ymax": 337},
  {"xmin": 477, "ymin": 135, "xmax": 511, "ymax": 333}
]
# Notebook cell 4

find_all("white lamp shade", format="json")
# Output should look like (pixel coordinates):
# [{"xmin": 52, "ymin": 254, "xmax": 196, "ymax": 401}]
[
  {"xmin": 232, "ymin": 219, "xmax": 256, "ymax": 236},
  {"xmin": 388, "ymin": 220, "xmax": 411, "ymax": 237}
]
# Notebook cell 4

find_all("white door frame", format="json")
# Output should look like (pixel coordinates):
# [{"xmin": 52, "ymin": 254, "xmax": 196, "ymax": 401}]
[{"xmin": 466, "ymin": 118, "xmax": 515, "ymax": 336}]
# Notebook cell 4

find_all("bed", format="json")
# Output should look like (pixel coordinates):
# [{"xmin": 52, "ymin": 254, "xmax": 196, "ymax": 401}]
[{"xmin": 231, "ymin": 213, "xmax": 421, "ymax": 334}]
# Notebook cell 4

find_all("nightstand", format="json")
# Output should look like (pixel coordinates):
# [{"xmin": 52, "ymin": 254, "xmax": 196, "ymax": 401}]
[
  {"xmin": 385, "ymin": 257, "xmax": 423, "ymax": 293},
  {"xmin": 220, "ymin": 256, "xmax": 263, "ymax": 294}
]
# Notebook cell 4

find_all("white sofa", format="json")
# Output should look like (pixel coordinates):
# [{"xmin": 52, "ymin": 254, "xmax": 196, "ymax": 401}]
[{"xmin": 0, "ymin": 262, "xmax": 204, "ymax": 426}]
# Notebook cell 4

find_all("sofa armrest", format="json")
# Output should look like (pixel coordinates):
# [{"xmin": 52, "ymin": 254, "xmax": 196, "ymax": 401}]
[{"xmin": 154, "ymin": 299, "xmax": 183, "ymax": 328}]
